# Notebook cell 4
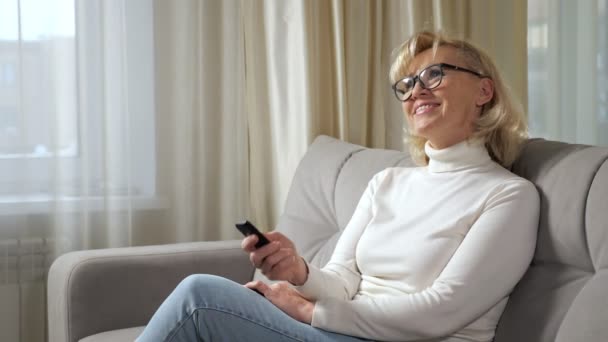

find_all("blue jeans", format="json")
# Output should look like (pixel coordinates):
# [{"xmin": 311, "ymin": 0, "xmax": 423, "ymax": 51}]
[{"xmin": 136, "ymin": 274, "xmax": 373, "ymax": 342}]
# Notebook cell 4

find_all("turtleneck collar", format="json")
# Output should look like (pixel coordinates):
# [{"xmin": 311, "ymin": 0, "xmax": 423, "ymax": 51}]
[{"xmin": 425, "ymin": 139, "xmax": 492, "ymax": 173}]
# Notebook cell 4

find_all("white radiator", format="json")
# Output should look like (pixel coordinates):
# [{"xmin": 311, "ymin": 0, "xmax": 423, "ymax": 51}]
[{"xmin": 0, "ymin": 238, "xmax": 69, "ymax": 342}]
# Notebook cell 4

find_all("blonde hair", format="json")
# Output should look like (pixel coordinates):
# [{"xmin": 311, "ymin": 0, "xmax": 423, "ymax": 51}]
[{"xmin": 389, "ymin": 31, "xmax": 528, "ymax": 168}]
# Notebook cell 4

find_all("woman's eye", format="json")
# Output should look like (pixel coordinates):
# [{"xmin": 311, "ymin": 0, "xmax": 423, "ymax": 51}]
[{"xmin": 428, "ymin": 68, "xmax": 442, "ymax": 78}]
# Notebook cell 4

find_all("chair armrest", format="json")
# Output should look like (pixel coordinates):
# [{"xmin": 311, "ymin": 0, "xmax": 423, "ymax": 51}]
[{"xmin": 47, "ymin": 240, "xmax": 254, "ymax": 342}]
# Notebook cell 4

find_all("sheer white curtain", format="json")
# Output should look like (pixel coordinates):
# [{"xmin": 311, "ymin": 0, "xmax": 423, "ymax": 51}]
[
  {"xmin": 528, "ymin": 0, "xmax": 608, "ymax": 145},
  {"xmin": 0, "ymin": 0, "xmax": 246, "ymax": 341}
]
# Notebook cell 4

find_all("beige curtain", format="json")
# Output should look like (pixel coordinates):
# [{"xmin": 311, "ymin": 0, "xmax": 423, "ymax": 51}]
[
  {"xmin": 153, "ymin": 0, "xmax": 249, "ymax": 242},
  {"xmin": 243, "ymin": 0, "xmax": 528, "ymax": 230},
  {"xmin": 0, "ymin": 1, "xmax": 248, "ymax": 341}
]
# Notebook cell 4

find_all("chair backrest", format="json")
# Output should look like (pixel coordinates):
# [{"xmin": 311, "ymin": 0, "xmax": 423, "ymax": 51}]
[
  {"xmin": 271, "ymin": 135, "xmax": 414, "ymax": 268},
  {"xmin": 261, "ymin": 135, "xmax": 608, "ymax": 341},
  {"xmin": 495, "ymin": 139, "xmax": 608, "ymax": 342}
]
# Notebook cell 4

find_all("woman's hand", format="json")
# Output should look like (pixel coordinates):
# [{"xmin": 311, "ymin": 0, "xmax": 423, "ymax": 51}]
[
  {"xmin": 245, "ymin": 281, "xmax": 314, "ymax": 324},
  {"xmin": 241, "ymin": 231, "xmax": 308, "ymax": 285}
]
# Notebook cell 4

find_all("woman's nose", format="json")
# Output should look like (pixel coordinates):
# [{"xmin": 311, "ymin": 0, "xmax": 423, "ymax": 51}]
[{"xmin": 409, "ymin": 80, "xmax": 429, "ymax": 100}]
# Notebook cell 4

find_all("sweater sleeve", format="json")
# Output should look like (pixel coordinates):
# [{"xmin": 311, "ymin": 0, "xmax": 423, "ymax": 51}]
[
  {"xmin": 296, "ymin": 170, "xmax": 384, "ymax": 301},
  {"xmin": 309, "ymin": 179, "xmax": 540, "ymax": 341}
]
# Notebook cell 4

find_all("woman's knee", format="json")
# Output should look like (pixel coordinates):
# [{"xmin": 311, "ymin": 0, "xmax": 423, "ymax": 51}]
[
  {"xmin": 177, "ymin": 274, "xmax": 233, "ymax": 293},
  {"xmin": 170, "ymin": 274, "xmax": 247, "ymax": 311}
]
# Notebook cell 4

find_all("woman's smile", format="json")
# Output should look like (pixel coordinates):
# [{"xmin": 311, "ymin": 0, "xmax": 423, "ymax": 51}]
[{"xmin": 413, "ymin": 101, "xmax": 441, "ymax": 116}]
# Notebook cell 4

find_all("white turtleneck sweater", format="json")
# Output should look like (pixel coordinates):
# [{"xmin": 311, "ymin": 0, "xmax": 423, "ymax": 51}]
[{"xmin": 297, "ymin": 140, "xmax": 540, "ymax": 342}]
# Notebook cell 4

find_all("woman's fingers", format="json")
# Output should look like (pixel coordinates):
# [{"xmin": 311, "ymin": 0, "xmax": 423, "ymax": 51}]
[
  {"xmin": 276, "ymin": 256, "xmax": 298, "ymax": 273},
  {"xmin": 243, "ymin": 231, "xmax": 304, "ymax": 283},
  {"xmin": 248, "ymin": 241, "xmax": 280, "ymax": 268},
  {"xmin": 244, "ymin": 280, "xmax": 270, "ymax": 296},
  {"xmin": 241, "ymin": 235, "xmax": 260, "ymax": 252},
  {"xmin": 242, "ymin": 232, "xmax": 285, "ymax": 250},
  {"xmin": 260, "ymin": 248, "xmax": 296, "ymax": 275},
  {"xmin": 266, "ymin": 232, "xmax": 294, "ymax": 248}
]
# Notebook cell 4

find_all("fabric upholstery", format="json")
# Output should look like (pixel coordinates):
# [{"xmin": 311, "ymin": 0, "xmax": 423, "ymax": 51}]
[
  {"xmin": 48, "ymin": 241, "xmax": 253, "ymax": 342},
  {"xmin": 49, "ymin": 135, "xmax": 608, "ymax": 342},
  {"xmin": 79, "ymin": 327, "xmax": 144, "ymax": 342},
  {"xmin": 256, "ymin": 135, "xmax": 414, "ymax": 280},
  {"xmin": 495, "ymin": 139, "xmax": 608, "ymax": 342}
]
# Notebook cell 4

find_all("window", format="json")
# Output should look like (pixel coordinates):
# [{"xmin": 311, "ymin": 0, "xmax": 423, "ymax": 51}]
[
  {"xmin": 0, "ymin": 0, "xmax": 157, "ymax": 205},
  {"xmin": 0, "ymin": 63, "xmax": 16, "ymax": 86},
  {"xmin": 528, "ymin": 0, "xmax": 608, "ymax": 146}
]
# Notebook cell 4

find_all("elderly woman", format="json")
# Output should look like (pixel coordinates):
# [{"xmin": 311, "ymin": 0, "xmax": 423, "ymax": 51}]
[{"xmin": 137, "ymin": 31, "xmax": 540, "ymax": 342}]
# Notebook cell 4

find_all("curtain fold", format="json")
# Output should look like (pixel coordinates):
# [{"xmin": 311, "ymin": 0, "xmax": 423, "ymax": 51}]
[{"xmin": 154, "ymin": 0, "xmax": 248, "ymax": 242}]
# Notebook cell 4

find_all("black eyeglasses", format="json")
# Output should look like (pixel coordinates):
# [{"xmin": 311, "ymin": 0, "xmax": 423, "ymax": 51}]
[{"xmin": 391, "ymin": 63, "xmax": 486, "ymax": 102}]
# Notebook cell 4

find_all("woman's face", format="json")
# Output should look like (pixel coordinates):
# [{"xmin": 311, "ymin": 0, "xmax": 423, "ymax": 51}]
[{"xmin": 402, "ymin": 46, "xmax": 493, "ymax": 149}]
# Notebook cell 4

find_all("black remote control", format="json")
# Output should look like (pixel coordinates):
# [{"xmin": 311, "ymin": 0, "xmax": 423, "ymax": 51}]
[{"xmin": 235, "ymin": 220, "xmax": 270, "ymax": 249}]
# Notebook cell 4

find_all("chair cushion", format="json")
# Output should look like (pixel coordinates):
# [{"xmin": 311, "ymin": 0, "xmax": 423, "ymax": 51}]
[{"xmin": 79, "ymin": 326, "xmax": 144, "ymax": 342}]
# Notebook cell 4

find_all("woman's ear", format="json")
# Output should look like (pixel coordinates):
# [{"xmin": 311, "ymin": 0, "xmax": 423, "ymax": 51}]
[{"xmin": 476, "ymin": 78, "xmax": 494, "ymax": 106}]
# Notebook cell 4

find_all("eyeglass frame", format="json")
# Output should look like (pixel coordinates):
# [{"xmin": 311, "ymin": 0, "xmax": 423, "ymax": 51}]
[{"xmin": 391, "ymin": 63, "xmax": 487, "ymax": 102}]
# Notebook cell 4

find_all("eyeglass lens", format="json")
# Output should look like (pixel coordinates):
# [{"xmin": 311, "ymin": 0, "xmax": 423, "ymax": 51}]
[{"xmin": 394, "ymin": 65, "xmax": 444, "ymax": 101}]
